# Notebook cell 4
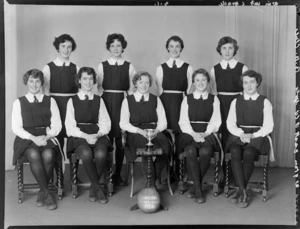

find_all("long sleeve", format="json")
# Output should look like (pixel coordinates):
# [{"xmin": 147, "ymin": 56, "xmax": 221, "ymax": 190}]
[
  {"xmin": 47, "ymin": 98, "xmax": 62, "ymax": 137},
  {"xmin": 156, "ymin": 65, "xmax": 164, "ymax": 96},
  {"xmin": 42, "ymin": 65, "xmax": 51, "ymax": 96},
  {"xmin": 97, "ymin": 63, "xmax": 104, "ymax": 95},
  {"xmin": 186, "ymin": 65, "xmax": 194, "ymax": 94},
  {"xmin": 205, "ymin": 96, "xmax": 221, "ymax": 135},
  {"xmin": 178, "ymin": 97, "xmax": 194, "ymax": 135},
  {"xmin": 65, "ymin": 98, "xmax": 85, "ymax": 138},
  {"xmin": 155, "ymin": 97, "xmax": 167, "ymax": 132},
  {"xmin": 11, "ymin": 99, "xmax": 32, "ymax": 139},
  {"xmin": 119, "ymin": 98, "xmax": 139, "ymax": 133},
  {"xmin": 209, "ymin": 67, "xmax": 218, "ymax": 95},
  {"xmin": 226, "ymin": 99, "xmax": 244, "ymax": 137},
  {"xmin": 252, "ymin": 99, "xmax": 274, "ymax": 138},
  {"xmin": 128, "ymin": 64, "xmax": 136, "ymax": 95},
  {"xmin": 97, "ymin": 98, "xmax": 111, "ymax": 136}
]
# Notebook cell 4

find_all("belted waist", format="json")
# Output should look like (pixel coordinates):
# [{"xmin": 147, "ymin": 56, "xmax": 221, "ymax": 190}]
[
  {"xmin": 77, "ymin": 123, "xmax": 95, "ymax": 125},
  {"xmin": 163, "ymin": 90, "xmax": 185, "ymax": 94},
  {"xmin": 218, "ymin": 92, "xmax": 242, "ymax": 96},
  {"xmin": 50, "ymin": 93, "xmax": 77, "ymax": 97},
  {"xmin": 104, "ymin": 90, "xmax": 126, "ymax": 93},
  {"xmin": 239, "ymin": 125, "xmax": 261, "ymax": 128},
  {"xmin": 190, "ymin": 121, "xmax": 209, "ymax": 124}
]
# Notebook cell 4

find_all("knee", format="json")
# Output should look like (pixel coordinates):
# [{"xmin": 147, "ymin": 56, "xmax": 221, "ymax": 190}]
[
  {"xmin": 185, "ymin": 145, "xmax": 197, "ymax": 158},
  {"xmin": 94, "ymin": 148, "xmax": 108, "ymax": 161},
  {"xmin": 76, "ymin": 146, "xmax": 93, "ymax": 162},
  {"xmin": 24, "ymin": 148, "xmax": 41, "ymax": 163},
  {"xmin": 199, "ymin": 146, "xmax": 213, "ymax": 158},
  {"xmin": 230, "ymin": 145, "xmax": 242, "ymax": 162},
  {"xmin": 243, "ymin": 147, "xmax": 258, "ymax": 162},
  {"xmin": 42, "ymin": 149, "xmax": 56, "ymax": 164}
]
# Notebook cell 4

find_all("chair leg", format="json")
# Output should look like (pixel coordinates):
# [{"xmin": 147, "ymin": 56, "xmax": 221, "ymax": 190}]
[
  {"xmin": 213, "ymin": 160, "xmax": 219, "ymax": 197},
  {"xmin": 178, "ymin": 158, "xmax": 185, "ymax": 194},
  {"xmin": 71, "ymin": 160, "xmax": 78, "ymax": 199},
  {"xmin": 263, "ymin": 162, "xmax": 268, "ymax": 202},
  {"xmin": 17, "ymin": 163, "xmax": 23, "ymax": 204},
  {"xmin": 57, "ymin": 161, "xmax": 63, "ymax": 200},
  {"xmin": 130, "ymin": 162, "xmax": 134, "ymax": 198},
  {"xmin": 167, "ymin": 162, "xmax": 173, "ymax": 196},
  {"xmin": 107, "ymin": 158, "xmax": 113, "ymax": 197},
  {"xmin": 224, "ymin": 159, "xmax": 229, "ymax": 198}
]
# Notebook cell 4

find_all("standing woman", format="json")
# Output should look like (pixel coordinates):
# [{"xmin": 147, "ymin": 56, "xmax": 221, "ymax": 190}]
[
  {"xmin": 42, "ymin": 34, "xmax": 79, "ymax": 149},
  {"xmin": 156, "ymin": 35, "xmax": 193, "ymax": 174},
  {"xmin": 120, "ymin": 71, "xmax": 171, "ymax": 187},
  {"xmin": 65, "ymin": 67, "xmax": 112, "ymax": 204},
  {"xmin": 226, "ymin": 70, "xmax": 274, "ymax": 208},
  {"xmin": 210, "ymin": 36, "xmax": 248, "ymax": 147},
  {"xmin": 97, "ymin": 33, "xmax": 136, "ymax": 186},
  {"xmin": 178, "ymin": 68, "xmax": 221, "ymax": 203},
  {"xmin": 12, "ymin": 69, "xmax": 62, "ymax": 210}
]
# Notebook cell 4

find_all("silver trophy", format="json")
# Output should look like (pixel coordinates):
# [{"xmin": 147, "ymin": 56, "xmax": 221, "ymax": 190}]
[{"xmin": 145, "ymin": 129, "xmax": 156, "ymax": 147}]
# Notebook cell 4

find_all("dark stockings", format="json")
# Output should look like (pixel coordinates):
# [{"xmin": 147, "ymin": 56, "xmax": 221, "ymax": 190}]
[
  {"xmin": 230, "ymin": 144, "xmax": 259, "ymax": 192},
  {"xmin": 113, "ymin": 136, "xmax": 124, "ymax": 180},
  {"xmin": 24, "ymin": 148, "xmax": 56, "ymax": 193}
]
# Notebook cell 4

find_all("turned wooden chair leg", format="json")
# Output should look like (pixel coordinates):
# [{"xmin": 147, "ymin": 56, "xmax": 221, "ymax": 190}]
[
  {"xmin": 178, "ymin": 157, "xmax": 185, "ymax": 194},
  {"xmin": 17, "ymin": 162, "xmax": 23, "ymax": 204},
  {"xmin": 107, "ymin": 157, "xmax": 113, "ymax": 197},
  {"xmin": 167, "ymin": 162, "xmax": 173, "ymax": 196},
  {"xmin": 71, "ymin": 160, "xmax": 78, "ymax": 199},
  {"xmin": 213, "ymin": 160, "xmax": 219, "ymax": 196},
  {"xmin": 224, "ymin": 158, "xmax": 230, "ymax": 198}
]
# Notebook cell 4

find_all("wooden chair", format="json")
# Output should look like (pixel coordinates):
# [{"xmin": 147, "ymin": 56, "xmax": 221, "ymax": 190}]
[
  {"xmin": 69, "ymin": 150, "xmax": 114, "ymax": 199},
  {"xmin": 17, "ymin": 155, "xmax": 64, "ymax": 204},
  {"xmin": 122, "ymin": 130, "xmax": 174, "ymax": 198},
  {"xmin": 178, "ymin": 132, "xmax": 224, "ymax": 197},
  {"xmin": 224, "ymin": 135, "xmax": 273, "ymax": 202}
]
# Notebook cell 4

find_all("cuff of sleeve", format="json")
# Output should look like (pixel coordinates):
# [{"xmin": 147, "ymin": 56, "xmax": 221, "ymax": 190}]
[
  {"xmin": 252, "ymin": 131, "xmax": 262, "ymax": 138},
  {"xmin": 133, "ymin": 127, "xmax": 139, "ymax": 134}
]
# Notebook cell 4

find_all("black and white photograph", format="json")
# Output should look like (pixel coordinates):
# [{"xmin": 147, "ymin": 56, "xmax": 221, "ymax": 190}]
[{"xmin": 2, "ymin": 1, "xmax": 298, "ymax": 228}]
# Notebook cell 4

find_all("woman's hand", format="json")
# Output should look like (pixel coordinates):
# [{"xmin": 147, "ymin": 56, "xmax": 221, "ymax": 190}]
[
  {"xmin": 240, "ymin": 133, "xmax": 253, "ymax": 143},
  {"xmin": 82, "ymin": 133, "xmax": 98, "ymax": 145},
  {"xmin": 137, "ymin": 128, "xmax": 148, "ymax": 139},
  {"xmin": 192, "ymin": 132, "xmax": 205, "ymax": 143},
  {"xmin": 30, "ymin": 135, "xmax": 47, "ymax": 146}
]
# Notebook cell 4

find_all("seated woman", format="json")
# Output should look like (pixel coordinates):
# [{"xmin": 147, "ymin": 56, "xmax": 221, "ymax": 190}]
[
  {"xmin": 65, "ymin": 67, "xmax": 112, "ymax": 204},
  {"xmin": 178, "ymin": 68, "xmax": 221, "ymax": 204},
  {"xmin": 120, "ymin": 71, "xmax": 171, "ymax": 188},
  {"xmin": 12, "ymin": 69, "xmax": 62, "ymax": 210},
  {"xmin": 226, "ymin": 70, "xmax": 274, "ymax": 208}
]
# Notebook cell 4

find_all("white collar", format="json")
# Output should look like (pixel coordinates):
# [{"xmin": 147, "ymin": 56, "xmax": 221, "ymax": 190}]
[
  {"xmin": 25, "ymin": 92, "xmax": 43, "ymax": 102},
  {"xmin": 166, "ymin": 58, "xmax": 183, "ymax": 68},
  {"xmin": 53, "ymin": 57, "xmax": 71, "ymax": 66},
  {"xmin": 134, "ymin": 91, "xmax": 149, "ymax": 101},
  {"xmin": 220, "ymin": 58, "xmax": 237, "ymax": 69},
  {"xmin": 243, "ymin": 92, "xmax": 259, "ymax": 100},
  {"xmin": 193, "ymin": 91, "xmax": 208, "ymax": 100},
  {"xmin": 78, "ymin": 90, "xmax": 94, "ymax": 100},
  {"xmin": 108, "ymin": 57, "xmax": 124, "ymax": 65}
]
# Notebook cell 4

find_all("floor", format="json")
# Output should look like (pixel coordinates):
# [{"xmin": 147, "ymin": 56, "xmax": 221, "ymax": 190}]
[{"xmin": 4, "ymin": 164, "xmax": 296, "ymax": 228}]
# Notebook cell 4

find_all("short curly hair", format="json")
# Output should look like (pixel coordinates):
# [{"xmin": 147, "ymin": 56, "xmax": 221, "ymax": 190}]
[
  {"xmin": 53, "ymin": 34, "xmax": 77, "ymax": 52},
  {"xmin": 165, "ymin": 35, "xmax": 184, "ymax": 52},
  {"xmin": 75, "ymin": 67, "xmax": 97, "ymax": 88},
  {"xmin": 23, "ymin": 69, "xmax": 44, "ymax": 85},
  {"xmin": 240, "ymin": 70, "xmax": 262, "ymax": 87},
  {"xmin": 216, "ymin": 36, "xmax": 239, "ymax": 56},
  {"xmin": 192, "ymin": 68, "xmax": 210, "ymax": 83},
  {"xmin": 106, "ymin": 33, "xmax": 127, "ymax": 52},
  {"xmin": 132, "ymin": 71, "xmax": 153, "ymax": 87}
]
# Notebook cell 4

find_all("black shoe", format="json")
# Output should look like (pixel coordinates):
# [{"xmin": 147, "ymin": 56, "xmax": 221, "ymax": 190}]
[
  {"xmin": 44, "ymin": 192, "xmax": 57, "ymax": 210},
  {"xmin": 89, "ymin": 187, "xmax": 97, "ymax": 202},
  {"xmin": 36, "ymin": 190, "xmax": 45, "ymax": 207},
  {"xmin": 187, "ymin": 187, "xmax": 195, "ymax": 199},
  {"xmin": 235, "ymin": 190, "xmax": 250, "ymax": 208},
  {"xmin": 96, "ymin": 187, "xmax": 108, "ymax": 204}
]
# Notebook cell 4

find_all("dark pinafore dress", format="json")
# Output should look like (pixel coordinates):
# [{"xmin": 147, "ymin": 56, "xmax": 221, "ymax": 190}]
[
  {"xmin": 225, "ymin": 95, "xmax": 271, "ymax": 156},
  {"xmin": 66, "ymin": 95, "xmax": 113, "ymax": 158},
  {"xmin": 177, "ymin": 93, "xmax": 219, "ymax": 154},
  {"xmin": 48, "ymin": 62, "xmax": 78, "ymax": 142},
  {"xmin": 160, "ymin": 62, "xmax": 189, "ymax": 132},
  {"xmin": 214, "ymin": 62, "xmax": 244, "ymax": 143},
  {"xmin": 125, "ymin": 94, "xmax": 170, "ymax": 162},
  {"xmin": 102, "ymin": 61, "xmax": 130, "ymax": 138},
  {"xmin": 13, "ymin": 96, "xmax": 58, "ymax": 165}
]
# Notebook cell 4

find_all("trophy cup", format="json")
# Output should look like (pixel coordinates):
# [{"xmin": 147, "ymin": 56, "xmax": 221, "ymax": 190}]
[{"xmin": 145, "ymin": 129, "xmax": 156, "ymax": 147}]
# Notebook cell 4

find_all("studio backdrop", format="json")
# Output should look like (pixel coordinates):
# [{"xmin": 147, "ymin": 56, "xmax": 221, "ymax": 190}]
[{"xmin": 4, "ymin": 4, "xmax": 296, "ymax": 170}]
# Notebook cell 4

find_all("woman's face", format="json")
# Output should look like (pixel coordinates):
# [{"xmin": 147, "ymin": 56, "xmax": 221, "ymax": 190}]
[
  {"xmin": 167, "ymin": 40, "xmax": 182, "ymax": 59},
  {"xmin": 136, "ymin": 75, "xmax": 150, "ymax": 94},
  {"xmin": 79, "ymin": 72, "xmax": 94, "ymax": 93},
  {"xmin": 27, "ymin": 76, "xmax": 42, "ymax": 95},
  {"xmin": 242, "ymin": 75, "xmax": 258, "ymax": 96},
  {"xmin": 220, "ymin": 43, "xmax": 235, "ymax": 61},
  {"xmin": 193, "ymin": 73, "xmax": 208, "ymax": 93},
  {"xmin": 109, "ymin": 39, "xmax": 123, "ymax": 58},
  {"xmin": 58, "ymin": 40, "xmax": 73, "ymax": 60}
]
